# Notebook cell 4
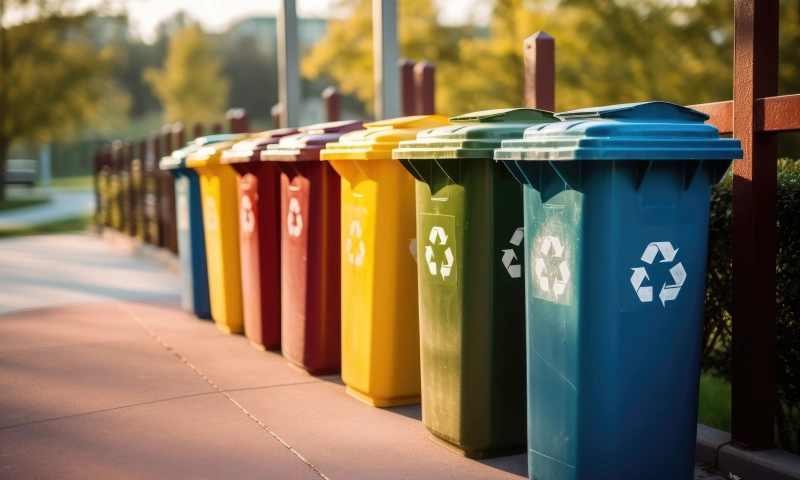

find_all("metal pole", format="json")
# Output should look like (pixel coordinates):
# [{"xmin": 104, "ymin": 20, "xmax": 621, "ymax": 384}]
[
  {"xmin": 373, "ymin": 0, "xmax": 399, "ymax": 120},
  {"xmin": 278, "ymin": 0, "xmax": 300, "ymax": 127},
  {"xmin": 39, "ymin": 144, "xmax": 51, "ymax": 189},
  {"xmin": 523, "ymin": 31, "xmax": 555, "ymax": 112}
]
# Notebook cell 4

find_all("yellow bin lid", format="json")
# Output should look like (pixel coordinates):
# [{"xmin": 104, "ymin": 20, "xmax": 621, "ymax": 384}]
[
  {"xmin": 185, "ymin": 137, "xmax": 247, "ymax": 168},
  {"xmin": 320, "ymin": 115, "xmax": 449, "ymax": 161}
]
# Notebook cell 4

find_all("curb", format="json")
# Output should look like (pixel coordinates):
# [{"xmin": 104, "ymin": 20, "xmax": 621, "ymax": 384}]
[{"xmin": 697, "ymin": 424, "xmax": 800, "ymax": 480}]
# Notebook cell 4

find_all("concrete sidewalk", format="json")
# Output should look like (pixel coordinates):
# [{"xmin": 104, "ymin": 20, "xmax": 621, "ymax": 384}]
[{"xmin": 0, "ymin": 233, "xmax": 728, "ymax": 479}]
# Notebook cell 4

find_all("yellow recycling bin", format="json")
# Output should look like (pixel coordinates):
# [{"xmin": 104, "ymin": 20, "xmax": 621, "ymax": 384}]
[
  {"xmin": 186, "ymin": 137, "xmax": 247, "ymax": 333},
  {"xmin": 321, "ymin": 114, "xmax": 449, "ymax": 407}
]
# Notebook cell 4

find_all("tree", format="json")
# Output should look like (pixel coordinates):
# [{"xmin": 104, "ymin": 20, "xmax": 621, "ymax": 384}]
[
  {"xmin": 144, "ymin": 24, "xmax": 230, "ymax": 126},
  {"xmin": 0, "ymin": 0, "xmax": 128, "ymax": 201}
]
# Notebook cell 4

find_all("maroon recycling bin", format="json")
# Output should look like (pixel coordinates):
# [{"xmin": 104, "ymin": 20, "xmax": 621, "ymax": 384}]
[
  {"xmin": 220, "ymin": 128, "xmax": 298, "ymax": 350},
  {"xmin": 261, "ymin": 120, "xmax": 364, "ymax": 375}
]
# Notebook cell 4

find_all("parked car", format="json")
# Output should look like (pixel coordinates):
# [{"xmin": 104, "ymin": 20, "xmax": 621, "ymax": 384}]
[{"xmin": 4, "ymin": 159, "xmax": 38, "ymax": 187}]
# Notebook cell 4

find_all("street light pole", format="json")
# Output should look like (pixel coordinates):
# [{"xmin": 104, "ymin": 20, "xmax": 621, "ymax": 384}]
[
  {"xmin": 278, "ymin": 0, "xmax": 300, "ymax": 127},
  {"xmin": 373, "ymin": 0, "xmax": 399, "ymax": 120}
]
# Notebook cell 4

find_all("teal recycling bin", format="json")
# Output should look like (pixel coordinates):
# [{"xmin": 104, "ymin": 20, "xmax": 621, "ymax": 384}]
[
  {"xmin": 160, "ymin": 134, "xmax": 239, "ymax": 319},
  {"xmin": 494, "ymin": 102, "xmax": 742, "ymax": 480}
]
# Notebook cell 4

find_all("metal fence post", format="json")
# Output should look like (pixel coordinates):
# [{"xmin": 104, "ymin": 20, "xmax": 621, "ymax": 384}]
[
  {"xmin": 278, "ymin": 0, "xmax": 300, "ymax": 127},
  {"xmin": 373, "ymin": 0, "xmax": 399, "ymax": 119},
  {"xmin": 399, "ymin": 58, "xmax": 416, "ymax": 117},
  {"xmin": 414, "ymin": 61, "xmax": 435, "ymax": 115},
  {"xmin": 730, "ymin": 0, "xmax": 779, "ymax": 450},
  {"xmin": 523, "ymin": 31, "xmax": 555, "ymax": 111},
  {"xmin": 193, "ymin": 122, "xmax": 204, "ymax": 139},
  {"xmin": 322, "ymin": 87, "xmax": 341, "ymax": 122}
]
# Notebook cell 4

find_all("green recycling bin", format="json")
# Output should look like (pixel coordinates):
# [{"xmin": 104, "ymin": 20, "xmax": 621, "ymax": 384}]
[
  {"xmin": 495, "ymin": 102, "xmax": 742, "ymax": 480},
  {"xmin": 393, "ymin": 108, "xmax": 558, "ymax": 459}
]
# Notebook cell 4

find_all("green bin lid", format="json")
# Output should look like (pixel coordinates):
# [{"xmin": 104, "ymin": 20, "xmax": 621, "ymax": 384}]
[
  {"xmin": 494, "ymin": 101, "xmax": 743, "ymax": 161},
  {"xmin": 392, "ymin": 108, "xmax": 557, "ymax": 160},
  {"xmin": 159, "ymin": 134, "xmax": 241, "ymax": 170}
]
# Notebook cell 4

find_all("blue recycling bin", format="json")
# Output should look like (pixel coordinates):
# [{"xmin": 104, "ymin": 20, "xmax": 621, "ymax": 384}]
[
  {"xmin": 160, "ymin": 134, "xmax": 239, "ymax": 319},
  {"xmin": 494, "ymin": 102, "xmax": 742, "ymax": 480}
]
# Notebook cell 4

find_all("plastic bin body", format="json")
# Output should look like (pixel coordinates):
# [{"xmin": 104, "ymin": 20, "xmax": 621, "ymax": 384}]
[
  {"xmin": 221, "ymin": 128, "xmax": 298, "ymax": 350},
  {"xmin": 262, "ymin": 120, "xmax": 364, "ymax": 375},
  {"xmin": 393, "ymin": 109, "xmax": 558, "ymax": 459},
  {"xmin": 160, "ymin": 135, "xmax": 239, "ymax": 318},
  {"xmin": 321, "ymin": 115, "xmax": 449, "ymax": 407},
  {"xmin": 186, "ymin": 138, "xmax": 247, "ymax": 333},
  {"xmin": 495, "ymin": 102, "xmax": 743, "ymax": 480}
]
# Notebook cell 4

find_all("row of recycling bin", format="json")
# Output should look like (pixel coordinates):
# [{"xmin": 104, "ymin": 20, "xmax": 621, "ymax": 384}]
[{"xmin": 160, "ymin": 102, "xmax": 742, "ymax": 480}]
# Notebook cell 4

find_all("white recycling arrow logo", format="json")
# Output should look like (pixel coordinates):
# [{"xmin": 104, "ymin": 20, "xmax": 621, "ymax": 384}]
[
  {"xmin": 534, "ymin": 236, "xmax": 570, "ymax": 298},
  {"xmin": 286, "ymin": 197, "xmax": 303, "ymax": 238},
  {"xmin": 346, "ymin": 219, "xmax": 366, "ymax": 266},
  {"xmin": 240, "ymin": 195, "xmax": 255, "ymax": 234},
  {"xmin": 425, "ymin": 226, "xmax": 454, "ymax": 280},
  {"xmin": 501, "ymin": 227, "xmax": 524, "ymax": 278},
  {"xmin": 630, "ymin": 241, "xmax": 686, "ymax": 307}
]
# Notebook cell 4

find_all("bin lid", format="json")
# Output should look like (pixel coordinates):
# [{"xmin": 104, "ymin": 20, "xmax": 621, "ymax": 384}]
[
  {"xmin": 261, "ymin": 120, "xmax": 365, "ymax": 162},
  {"xmin": 392, "ymin": 108, "xmax": 557, "ymax": 160},
  {"xmin": 494, "ymin": 101, "xmax": 743, "ymax": 161},
  {"xmin": 220, "ymin": 128, "xmax": 299, "ymax": 164},
  {"xmin": 160, "ymin": 134, "xmax": 241, "ymax": 170},
  {"xmin": 320, "ymin": 115, "xmax": 449, "ymax": 160},
  {"xmin": 185, "ymin": 136, "xmax": 248, "ymax": 169}
]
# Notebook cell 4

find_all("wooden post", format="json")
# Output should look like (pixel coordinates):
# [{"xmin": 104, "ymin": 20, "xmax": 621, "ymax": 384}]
[
  {"xmin": 523, "ymin": 31, "xmax": 555, "ymax": 111},
  {"xmin": 730, "ymin": 0, "xmax": 779, "ymax": 450},
  {"xmin": 278, "ymin": 0, "xmax": 300, "ymax": 127},
  {"xmin": 212, "ymin": 123, "xmax": 223, "ymax": 134},
  {"xmin": 226, "ymin": 108, "xmax": 250, "ymax": 134},
  {"xmin": 123, "ymin": 139, "xmax": 135, "ymax": 235},
  {"xmin": 147, "ymin": 130, "xmax": 162, "ymax": 246},
  {"xmin": 272, "ymin": 104, "xmax": 284, "ymax": 129},
  {"xmin": 322, "ymin": 87, "xmax": 341, "ymax": 122},
  {"xmin": 399, "ymin": 58, "xmax": 416, "ymax": 117},
  {"xmin": 172, "ymin": 122, "xmax": 185, "ymax": 148},
  {"xmin": 414, "ymin": 61, "xmax": 435, "ymax": 115},
  {"xmin": 373, "ymin": 0, "xmax": 399, "ymax": 119},
  {"xmin": 193, "ymin": 122, "xmax": 204, "ymax": 139}
]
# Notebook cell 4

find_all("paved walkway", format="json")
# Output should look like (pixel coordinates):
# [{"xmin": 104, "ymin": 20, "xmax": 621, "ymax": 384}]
[
  {"xmin": 0, "ymin": 233, "xmax": 728, "ymax": 479},
  {"xmin": 0, "ymin": 189, "xmax": 94, "ymax": 229}
]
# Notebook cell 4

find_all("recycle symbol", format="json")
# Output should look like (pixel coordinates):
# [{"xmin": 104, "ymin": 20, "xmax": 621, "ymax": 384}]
[
  {"xmin": 346, "ymin": 220, "xmax": 366, "ymax": 266},
  {"xmin": 630, "ymin": 241, "xmax": 686, "ymax": 307},
  {"xmin": 240, "ymin": 195, "xmax": 255, "ymax": 234},
  {"xmin": 534, "ymin": 236, "xmax": 571, "ymax": 298},
  {"xmin": 501, "ymin": 227, "xmax": 524, "ymax": 278},
  {"xmin": 425, "ymin": 226, "xmax": 454, "ymax": 280},
  {"xmin": 286, "ymin": 197, "xmax": 303, "ymax": 238},
  {"xmin": 204, "ymin": 196, "xmax": 218, "ymax": 232}
]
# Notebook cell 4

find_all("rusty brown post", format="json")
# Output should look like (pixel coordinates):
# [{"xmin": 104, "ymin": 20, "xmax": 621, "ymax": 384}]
[
  {"xmin": 134, "ymin": 136, "xmax": 147, "ymax": 240},
  {"xmin": 193, "ymin": 122, "xmax": 204, "ymax": 139},
  {"xmin": 322, "ymin": 87, "xmax": 341, "ymax": 122},
  {"xmin": 123, "ymin": 139, "xmax": 135, "ymax": 236},
  {"xmin": 226, "ymin": 108, "xmax": 250, "ymax": 134},
  {"xmin": 730, "ymin": 0, "xmax": 779, "ymax": 450},
  {"xmin": 523, "ymin": 31, "xmax": 555, "ymax": 112},
  {"xmin": 212, "ymin": 123, "xmax": 223, "ymax": 134},
  {"xmin": 160, "ymin": 124, "xmax": 179, "ymax": 254},
  {"xmin": 414, "ymin": 61, "xmax": 435, "ymax": 115},
  {"xmin": 272, "ymin": 103, "xmax": 284, "ymax": 128},
  {"xmin": 145, "ymin": 130, "xmax": 162, "ymax": 246},
  {"xmin": 399, "ymin": 58, "xmax": 416, "ymax": 117},
  {"xmin": 172, "ymin": 122, "xmax": 185, "ymax": 147}
]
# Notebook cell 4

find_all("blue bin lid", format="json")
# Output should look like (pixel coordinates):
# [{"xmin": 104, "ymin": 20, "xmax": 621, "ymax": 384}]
[{"xmin": 494, "ymin": 101, "xmax": 743, "ymax": 161}]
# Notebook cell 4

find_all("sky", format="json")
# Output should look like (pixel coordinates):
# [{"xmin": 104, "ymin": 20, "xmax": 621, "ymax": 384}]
[{"xmin": 124, "ymin": 0, "xmax": 491, "ymax": 44}]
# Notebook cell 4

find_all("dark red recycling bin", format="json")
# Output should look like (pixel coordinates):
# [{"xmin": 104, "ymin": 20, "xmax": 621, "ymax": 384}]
[
  {"xmin": 261, "ymin": 120, "xmax": 364, "ymax": 375},
  {"xmin": 220, "ymin": 128, "xmax": 298, "ymax": 350}
]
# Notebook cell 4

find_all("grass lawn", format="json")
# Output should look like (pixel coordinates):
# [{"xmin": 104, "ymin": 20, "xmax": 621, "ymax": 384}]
[
  {"xmin": 0, "ymin": 215, "xmax": 93, "ymax": 239},
  {"xmin": 0, "ymin": 197, "xmax": 50, "ymax": 212},
  {"xmin": 698, "ymin": 372, "xmax": 732, "ymax": 432},
  {"xmin": 49, "ymin": 175, "xmax": 93, "ymax": 190}
]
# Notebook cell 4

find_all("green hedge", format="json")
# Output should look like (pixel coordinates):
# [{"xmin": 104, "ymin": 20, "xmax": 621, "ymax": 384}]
[{"xmin": 704, "ymin": 158, "xmax": 800, "ymax": 453}]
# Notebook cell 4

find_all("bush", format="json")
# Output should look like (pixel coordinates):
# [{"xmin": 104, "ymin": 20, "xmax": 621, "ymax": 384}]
[{"xmin": 703, "ymin": 158, "xmax": 800, "ymax": 453}]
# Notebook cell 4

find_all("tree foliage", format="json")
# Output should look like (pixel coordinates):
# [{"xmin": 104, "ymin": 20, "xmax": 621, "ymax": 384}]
[
  {"xmin": 144, "ymin": 25, "xmax": 230, "ymax": 126},
  {"xmin": 0, "ymin": 0, "xmax": 128, "ymax": 200}
]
